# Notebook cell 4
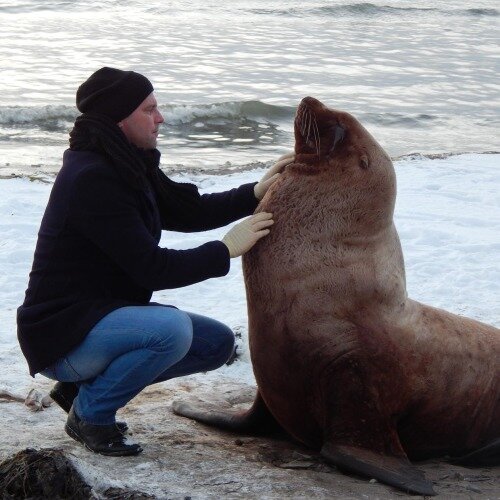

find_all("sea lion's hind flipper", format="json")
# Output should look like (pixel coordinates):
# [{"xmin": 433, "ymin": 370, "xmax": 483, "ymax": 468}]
[
  {"xmin": 172, "ymin": 391, "xmax": 283, "ymax": 435},
  {"xmin": 321, "ymin": 443, "xmax": 436, "ymax": 496},
  {"xmin": 449, "ymin": 438, "xmax": 500, "ymax": 467}
]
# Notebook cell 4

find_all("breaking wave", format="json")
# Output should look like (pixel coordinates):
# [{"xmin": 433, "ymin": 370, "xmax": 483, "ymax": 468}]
[
  {"xmin": 0, "ymin": 101, "xmax": 296, "ymax": 129},
  {"xmin": 0, "ymin": 102, "xmax": 452, "ymax": 130}
]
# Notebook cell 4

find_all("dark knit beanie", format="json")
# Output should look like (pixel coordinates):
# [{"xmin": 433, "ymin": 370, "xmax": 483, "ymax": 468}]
[{"xmin": 76, "ymin": 67, "xmax": 154, "ymax": 122}]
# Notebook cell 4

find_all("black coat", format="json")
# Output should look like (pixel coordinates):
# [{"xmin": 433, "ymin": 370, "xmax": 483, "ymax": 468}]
[{"xmin": 17, "ymin": 150, "xmax": 259, "ymax": 376}]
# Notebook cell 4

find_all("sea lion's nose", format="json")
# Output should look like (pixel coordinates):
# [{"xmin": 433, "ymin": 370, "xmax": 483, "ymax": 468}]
[{"xmin": 301, "ymin": 96, "xmax": 321, "ymax": 107}]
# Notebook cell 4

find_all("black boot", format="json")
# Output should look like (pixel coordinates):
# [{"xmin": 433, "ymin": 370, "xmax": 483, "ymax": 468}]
[
  {"xmin": 50, "ymin": 382, "xmax": 128, "ymax": 433},
  {"xmin": 65, "ymin": 407, "xmax": 142, "ymax": 457}
]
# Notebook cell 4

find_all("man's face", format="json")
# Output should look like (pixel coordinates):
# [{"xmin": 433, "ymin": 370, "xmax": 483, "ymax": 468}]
[{"xmin": 118, "ymin": 92, "xmax": 164, "ymax": 150}]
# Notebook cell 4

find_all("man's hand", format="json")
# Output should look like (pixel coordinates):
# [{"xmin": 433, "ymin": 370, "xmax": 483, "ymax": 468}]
[
  {"xmin": 222, "ymin": 212, "xmax": 274, "ymax": 258},
  {"xmin": 254, "ymin": 152, "xmax": 295, "ymax": 201}
]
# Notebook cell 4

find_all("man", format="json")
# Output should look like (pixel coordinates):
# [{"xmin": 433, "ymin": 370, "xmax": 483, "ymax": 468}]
[{"xmin": 17, "ymin": 67, "xmax": 293, "ymax": 456}]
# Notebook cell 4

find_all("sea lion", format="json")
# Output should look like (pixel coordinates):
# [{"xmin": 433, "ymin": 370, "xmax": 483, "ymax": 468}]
[{"xmin": 173, "ymin": 97, "xmax": 500, "ymax": 496}]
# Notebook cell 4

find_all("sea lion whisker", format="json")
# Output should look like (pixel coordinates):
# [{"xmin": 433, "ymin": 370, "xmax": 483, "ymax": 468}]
[
  {"xmin": 304, "ymin": 108, "xmax": 310, "ymax": 140},
  {"xmin": 312, "ymin": 116, "xmax": 320, "ymax": 156},
  {"xmin": 301, "ymin": 108, "xmax": 307, "ymax": 140},
  {"xmin": 306, "ymin": 109, "xmax": 312, "ymax": 144},
  {"xmin": 299, "ymin": 107, "xmax": 306, "ymax": 137},
  {"xmin": 296, "ymin": 107, "xmax": 302, "ymax": 134}
]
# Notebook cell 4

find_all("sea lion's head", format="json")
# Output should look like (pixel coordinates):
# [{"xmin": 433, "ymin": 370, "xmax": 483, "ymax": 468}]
[
  {"xmin": 291, "ymin": 96, "xmax": 397, "ymax": 231},
  {"xmin": 294, "ymin": 96, "xmax": 390, "ymax": 169}
]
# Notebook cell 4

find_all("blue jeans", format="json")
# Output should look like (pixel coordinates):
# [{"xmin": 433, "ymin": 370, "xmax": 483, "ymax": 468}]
[{"xmin": 41, "ymin": 306, "xmax": 235, "ymax": 425}]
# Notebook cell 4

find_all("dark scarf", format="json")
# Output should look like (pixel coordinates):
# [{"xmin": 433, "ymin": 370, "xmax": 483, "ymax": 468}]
[{"xmin": 69, "ymin": 113, "xmax": 202, "ymax": 226}]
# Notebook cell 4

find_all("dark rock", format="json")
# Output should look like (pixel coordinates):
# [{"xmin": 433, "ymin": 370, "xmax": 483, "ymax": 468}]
[{"xmin": 0, "ymin": 448, "xmax": 91, "ymax": 499}]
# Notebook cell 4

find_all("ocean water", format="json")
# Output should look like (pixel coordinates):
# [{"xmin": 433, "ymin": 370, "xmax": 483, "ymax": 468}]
[{"xmin": 0, "ymin": 0, "xmax": 499, "ymax": 176}]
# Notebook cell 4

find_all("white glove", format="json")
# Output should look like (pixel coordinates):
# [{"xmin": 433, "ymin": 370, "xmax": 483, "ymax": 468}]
[
  {"xmin": 254, "ymin": 152, "xmax": 295, "ymax": 201},
  {"xmin": 222, "ymin": 212, "xmax": 274, "ymax": 258}
]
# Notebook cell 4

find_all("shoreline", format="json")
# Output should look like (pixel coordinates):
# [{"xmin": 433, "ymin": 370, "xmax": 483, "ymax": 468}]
[{"xmin": 1, "ymin": 150, "xmax": 499, "ymax": 183}]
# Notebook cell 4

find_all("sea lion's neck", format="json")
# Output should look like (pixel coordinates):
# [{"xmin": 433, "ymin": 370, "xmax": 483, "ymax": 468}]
[
  {"xmin": 268, "ymin": 169, "xmax": 395, "ymax": 242},
  {"xmin": 256, "ymin": 169, "xmax": 407, "ymax": 318}
]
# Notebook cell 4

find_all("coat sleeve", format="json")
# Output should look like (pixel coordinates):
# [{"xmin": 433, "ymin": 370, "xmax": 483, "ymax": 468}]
[
  {"xmin": 69, "ymin": 166, "xmax": 230, "ymax": 291},
  {"xmin": 161, "ymin": 182, "xmax": 260, "ymax": 232}
]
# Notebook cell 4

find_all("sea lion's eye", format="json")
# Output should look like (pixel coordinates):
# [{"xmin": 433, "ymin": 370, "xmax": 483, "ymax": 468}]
[{"xmin": 360, "ymin": 156, "xmax": 369, "ymax": 169}]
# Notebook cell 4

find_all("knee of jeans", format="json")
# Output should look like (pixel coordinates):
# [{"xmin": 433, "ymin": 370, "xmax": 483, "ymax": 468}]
[
  {"xmin": 173, "ymin": 315, "xmax": 193, "ymax": 361},
  {"xmin": 219, "ymin": 325, "xmax": 236, "ymax": 360},
  {"xmin": 150, "ymin": 309, "xmax": 193, "ymax": 357},
  {"xmin": 207, "ymin": 325, "xmax": 236, "ymax": 370}
]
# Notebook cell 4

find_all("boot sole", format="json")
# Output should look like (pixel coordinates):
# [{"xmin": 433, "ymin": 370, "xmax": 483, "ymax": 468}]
[{"xmin": 65, "ymin": 423, "xmax": 142, "ymax": 457}]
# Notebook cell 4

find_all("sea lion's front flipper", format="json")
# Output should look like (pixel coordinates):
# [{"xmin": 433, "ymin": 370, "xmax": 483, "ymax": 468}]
[
  {"xmin": 172, "ymin": 391, "xmax": 283, "ymax": 435},
  {"xmin": 321, "ymin": 442, "xmax": 436, "ymax": 496}
]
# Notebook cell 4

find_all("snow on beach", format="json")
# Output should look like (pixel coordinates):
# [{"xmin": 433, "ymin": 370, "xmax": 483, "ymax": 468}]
[{"xmin": 0, "ymin": 153, "xmax": 499, "ymax": 498}]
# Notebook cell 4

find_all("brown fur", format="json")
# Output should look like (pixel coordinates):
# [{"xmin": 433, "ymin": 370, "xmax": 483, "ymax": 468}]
[
  {"xmin": 244, "ymin": 98, "xmax": 499, "ymax": 461},
  {"xmin": 173, "ymin": 97, "xmax": 499, "ymax": 495}
]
